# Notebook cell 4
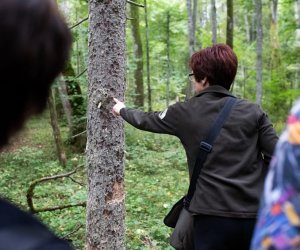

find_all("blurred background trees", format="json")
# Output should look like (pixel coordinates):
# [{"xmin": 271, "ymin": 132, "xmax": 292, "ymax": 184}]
[
  {"xmin": 56, "ymin": 0, "xmax": 300, "ymax": 145},
  {"xmin": 1, "ymin": 0, "xmax": 300, "ymax": 249}
]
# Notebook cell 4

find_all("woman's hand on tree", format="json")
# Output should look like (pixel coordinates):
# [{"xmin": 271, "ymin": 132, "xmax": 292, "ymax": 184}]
[{"xmin": 112, "ymin": 98, "xmax": 125, "ymax": 116}]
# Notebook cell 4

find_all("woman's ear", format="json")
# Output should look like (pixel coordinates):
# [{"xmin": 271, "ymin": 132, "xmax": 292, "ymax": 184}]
[{"xmin": 202, "ymin": 77, "xmax": 209, "ymax": 87}]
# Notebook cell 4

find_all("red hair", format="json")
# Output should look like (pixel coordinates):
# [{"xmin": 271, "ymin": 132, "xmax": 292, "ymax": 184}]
[{"xmin": 189, "ymin": 44, "xmax": 238, "ymax": 90}]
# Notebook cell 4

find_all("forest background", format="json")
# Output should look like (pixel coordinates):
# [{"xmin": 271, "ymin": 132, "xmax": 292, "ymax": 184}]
[{"xmin": 0, "ymin": 0, "xmax": 300, "ymax": 249}]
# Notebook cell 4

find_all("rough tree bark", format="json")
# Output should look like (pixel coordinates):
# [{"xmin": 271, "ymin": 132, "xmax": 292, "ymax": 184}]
[
  {"xmin": 255, "ymin": 0, "xmax": 263, "ymax": 105},
  {"xmin": 130, "ymin": 2, "xmax": 144, "ymax": 109},
  {"xmin": 87, "ymin": 0, "xmax": 126, "ymax": 249}
]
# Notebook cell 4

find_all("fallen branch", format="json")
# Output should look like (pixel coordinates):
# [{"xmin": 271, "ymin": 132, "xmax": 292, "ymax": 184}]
[
  {"xmin": 26, "ymin": 165, "xmax": 85, "ymax": 213},
  {"xmin": 32, "ymin": 202, "xmax": 86, "ymax": 214}
]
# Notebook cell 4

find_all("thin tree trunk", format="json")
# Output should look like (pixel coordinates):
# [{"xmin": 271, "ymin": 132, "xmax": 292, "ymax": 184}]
[
  {"xmin": 166, "ymin": 11, "xmax": 171, "ymax": 107},
  {"xmin": 187, "ymin": 0, "xmax": 195, "ymax": 56},
  {"xmin": 87, "ymin": 0, "xmax": 126, "ymax": 249},
  {"xmin": 57, "ymin": 75, "xmax": 73, "ymax": 135},
  {"xmin": 144, "ymin": 0, "xmax": 152, "ymax": 111},
  {"xmin": 270, "ymin": 0, "xmax": 280, "ymax": 75},
  {"xmin": 226, "ymin": 0, "xmax": 233, "ymax": 48},
  {"xmin": 76, "ymin": 8, "xmax": 80, "ymax": 75},
  {"xmin": 192, "ymin": 0, "xmax": 198, "ymax": 49},
  {"xmin": 244, "ymin": 12, "xmax": 250, "ymax": 43},
  {"xmin": 295, "ymin": 0, "xmax": 300, "ymax": 88},
  {"xmin": 130, "ymin": 2, "xmax": 144, "ymax": 109},
  {"xmin": 296, "ymin": 0, "xmax": 300, "ymax": 47},
  {"xmin": 211, "ymin": 0, "xmax": 217, "ymax": 44},
  {"xmin": 62, "ymin": 60, "xmax": 86, "ymax": 152},
  {"xmin": 186, "ymin": 0, "xmax": 197, "ymax": 99},
  {"xmin": 48, "ymin": 88, "xmax": 67, "ymax": 167},
  {"xmin": 255, "ymin": 0, "xmax": 263, "ymax": 105},
  {"xmin": 197, "ymin": 1, "xmax": 203, "ymax": 49}
]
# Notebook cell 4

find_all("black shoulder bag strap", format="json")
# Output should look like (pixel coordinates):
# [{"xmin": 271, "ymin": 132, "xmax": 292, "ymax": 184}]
[{"xmin": 184, "ymin": 97, "xmax": 236, "ymax": 209}]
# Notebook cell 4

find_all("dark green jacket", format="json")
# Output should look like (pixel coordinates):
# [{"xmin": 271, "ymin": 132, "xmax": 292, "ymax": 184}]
[{"xmin": 120, "ymin": 85, "xmax": 278, "ymax": 218}]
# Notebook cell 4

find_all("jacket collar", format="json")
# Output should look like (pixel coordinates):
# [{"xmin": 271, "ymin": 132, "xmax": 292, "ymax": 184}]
[{"xmin": 195, "ymin": 85, "xmax": 235, "ymax": 98}]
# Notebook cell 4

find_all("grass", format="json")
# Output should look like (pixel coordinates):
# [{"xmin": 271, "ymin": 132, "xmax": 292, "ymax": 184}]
[{"xmin": 0, "ymin": 113, "xmax": 188, "ymax": 249}]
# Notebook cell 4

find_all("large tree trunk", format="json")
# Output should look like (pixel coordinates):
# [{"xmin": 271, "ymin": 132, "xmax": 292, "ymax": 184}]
[
  {"xmin": 211, "ymin": 0, "xmax": 217, "ymax": 44},
  {"xmin": 130, "ymin": 2, "xmax": 144, "ymax": 109},
  {"xmin": 87, "ymin": 0, "xmax": 126, "ymax": 249},
  {"xmin": 226, "ymin": 0, "xmax": 233, "ymax": 48},
  {"xmin": 255, "ymin": 0, "xmax": 263, "ymax": 105}
]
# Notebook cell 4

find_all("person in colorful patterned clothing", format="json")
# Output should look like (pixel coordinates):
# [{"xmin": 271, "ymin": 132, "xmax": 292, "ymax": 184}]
[{"xmin": 251, "ymin": 98, "xmax": 300, "ymax": 250}]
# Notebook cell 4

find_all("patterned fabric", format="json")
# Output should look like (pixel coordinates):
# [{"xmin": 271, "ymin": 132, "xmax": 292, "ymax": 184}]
[{"xmin": 251, "ymin": 99, "xmax": 300, "ymax": 250}]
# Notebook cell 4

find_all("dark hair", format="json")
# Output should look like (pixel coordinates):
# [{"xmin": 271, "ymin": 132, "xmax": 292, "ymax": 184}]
[
  {"xmin": 0, "ymin": 0, "xmax": 72, "ymax": 148},
  {"xmin": 189, "ymin": 44, "xmax": 238, "ymax": 90}
]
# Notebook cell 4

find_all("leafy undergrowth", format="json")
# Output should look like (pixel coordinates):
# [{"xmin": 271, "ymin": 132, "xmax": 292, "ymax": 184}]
[
  {"xmin": 0, "ymin": 116, "xmax": 86, "ymax": 249},
  {"xmin": 125, "ymin": 125, "xmax": 188, "ymax": 249},
  {"xmin": 0, "ymin": 115, "xmax": 189, "ymax": 249}
]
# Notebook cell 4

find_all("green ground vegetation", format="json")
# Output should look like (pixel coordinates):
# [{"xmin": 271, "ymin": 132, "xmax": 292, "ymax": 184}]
[{"xmin": 0, "ymin": 114, "xmax": 188, "ymax": 249}]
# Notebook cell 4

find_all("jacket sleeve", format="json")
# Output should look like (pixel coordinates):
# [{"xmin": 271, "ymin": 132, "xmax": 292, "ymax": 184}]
[
  {"xmin": 258, "ymin": 110, "xmax": 279, "ymax": 166},
  {"xmin": 119, "ymin": 104, "xmax": 179, "ymax": 135}
]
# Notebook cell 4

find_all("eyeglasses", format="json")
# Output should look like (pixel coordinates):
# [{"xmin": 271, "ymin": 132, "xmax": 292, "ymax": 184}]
[{"xmin": 188, "ymin": 73, "xmax": 194, "ymax": 81}]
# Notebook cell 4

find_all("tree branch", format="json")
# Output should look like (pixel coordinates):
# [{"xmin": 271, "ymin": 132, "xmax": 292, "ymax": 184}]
[
  {"xmin": 69, "ymin": 177, "xmax": 85, "ymax": 186},
  {"xmin": 69, "ymin": 17, "xmax": 88, "ymax": 30},
  {"xmin": 32, "ymin": 202, "xmax": 86, "ymax": 214},
  {"xmin": 127, "ymin": 0, "xmax": 144, "ymax": 8},
  {"xmin": 75, "ymin": 69, "xmax": 87, "ymax": 79},
  {"xmin": 26, "ymin": 165, "xmax": 85, "ymax": 213},
  {"xmin": 62, "ymin": 223, "xmax": 84, "ymax": 240},
  {"xmin": 71, "ymin": 130, "xmax": 86, "ymax": 139}
]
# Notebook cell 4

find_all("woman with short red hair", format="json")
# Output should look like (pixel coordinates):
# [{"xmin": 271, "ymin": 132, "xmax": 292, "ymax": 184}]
[{"xmin": 113, "ymin": 44, "xmax": 278, "ymax": 249}]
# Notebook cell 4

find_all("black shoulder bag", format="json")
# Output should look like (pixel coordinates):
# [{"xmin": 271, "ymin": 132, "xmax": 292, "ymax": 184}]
[{"xmin": 163, "ymin": 97, "xmax": 236, "ymax": 250}]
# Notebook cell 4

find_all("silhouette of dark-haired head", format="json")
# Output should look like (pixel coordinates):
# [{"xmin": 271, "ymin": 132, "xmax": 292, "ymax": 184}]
[{"xmin": 0, "ymin": 0, "xmax": 72, "ymax": 148}]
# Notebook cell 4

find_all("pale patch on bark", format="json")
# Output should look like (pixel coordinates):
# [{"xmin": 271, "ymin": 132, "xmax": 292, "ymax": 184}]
[{"xmin": 105, "ymin": 181, "xmax": 124, "ymax": 205}]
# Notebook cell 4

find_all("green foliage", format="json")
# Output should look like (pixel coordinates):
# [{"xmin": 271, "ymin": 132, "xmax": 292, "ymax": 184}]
[
  {"xmin": 0, "ymin": 115, "xmax": 190, "ymax": 249},
  {"xmin": 0, "ymin": 115, "xmax": 86, "ymax": 249},
  {"xmin": 125, "ymin": 125, "xmax": 187, "ymax": 249},
  {"xmin": 1, "ymin": 0, "xmax": 297, "ymax": 249}
]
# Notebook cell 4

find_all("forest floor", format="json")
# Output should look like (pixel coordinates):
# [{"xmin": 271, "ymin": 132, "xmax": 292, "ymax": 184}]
[{"xmin": 0, "ymin": 114, "xmax": 188, "ymax": 249}]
